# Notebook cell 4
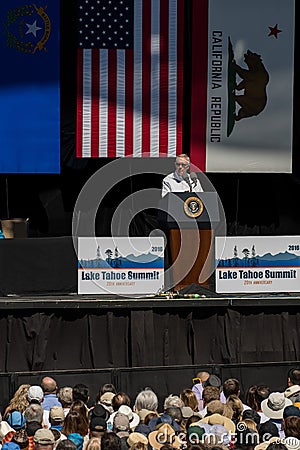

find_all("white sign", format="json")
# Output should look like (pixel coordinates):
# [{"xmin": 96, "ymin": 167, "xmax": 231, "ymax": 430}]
[
  {"xmin": 78, "ymin": 237, "xmax": 164, "ymax": 295},
  {"xmin": 216, "ymin": 236, "xmax": 300, "ymax": 293}
]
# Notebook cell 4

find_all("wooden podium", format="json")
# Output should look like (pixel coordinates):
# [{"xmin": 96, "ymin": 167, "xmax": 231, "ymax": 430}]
[{"xmin": 159, "ymin": 192, "xmax": 219, "ymax": 291}]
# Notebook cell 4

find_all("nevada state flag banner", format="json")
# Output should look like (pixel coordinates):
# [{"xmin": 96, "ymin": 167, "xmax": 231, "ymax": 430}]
[
  {"xmin": 190, "ymin": 0, "xmax": 295, "ymax": 173},
  {"xmin": 0, "ymin": 1, "xmax": 60, "ymax": 173}
]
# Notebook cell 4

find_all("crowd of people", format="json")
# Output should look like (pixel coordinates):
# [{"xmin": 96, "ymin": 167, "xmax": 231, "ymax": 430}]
[{"xmin": 0, "ymin": 370, "xmax": 300, "ymax": 450}]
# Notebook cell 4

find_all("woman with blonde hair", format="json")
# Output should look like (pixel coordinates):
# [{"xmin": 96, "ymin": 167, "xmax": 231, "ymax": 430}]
[
  {"xmin": 222, "ymin": 404, "xmax": 234, "ymax": 420},
  {"xmin": 180, "ymin": 389, "xmax": 199, "ymax": 412},
  {"xmin": 86, "ymin": 438, "xmax": 101, "ymax": 450},
  {"xmin": 240, "ymin": 418, "xmax": 258, "ymax": 432},
  {"xmin": 4, "ymin": 384, "xmax": 30, "ymax": 417},
  {"xmin": 226, "ymin": 394, "xmax": 243, "ymax": 424}
]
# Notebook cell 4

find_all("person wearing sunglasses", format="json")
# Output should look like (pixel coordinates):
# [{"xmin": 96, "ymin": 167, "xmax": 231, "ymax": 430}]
[{"xmin": 161, "ymin": 154, "xmax": 203, "ymax": 198}]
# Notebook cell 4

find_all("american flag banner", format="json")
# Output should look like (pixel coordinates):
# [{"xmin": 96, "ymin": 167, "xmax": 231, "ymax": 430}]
[{"xmin": 76, "ymin": 0, "xmax": 184, "ymax": 158}]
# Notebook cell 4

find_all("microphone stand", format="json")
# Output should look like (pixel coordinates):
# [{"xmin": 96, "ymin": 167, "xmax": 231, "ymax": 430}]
[
  {"xmin": 182, "ymin": 173, "xmax": 192, "ymax": 192},
  {"xmin": 188, "ymin": 174, "xmax": 192, "ymax": 192}
]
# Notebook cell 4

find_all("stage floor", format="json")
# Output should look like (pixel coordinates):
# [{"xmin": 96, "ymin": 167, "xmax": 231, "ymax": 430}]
[
  {"xmin": 1, "ymin": 292, "xmax": 300, "ymax": 309},
  {"xmin": 1, "ymin": 236, "xmax": 300, "ymax": 309}
]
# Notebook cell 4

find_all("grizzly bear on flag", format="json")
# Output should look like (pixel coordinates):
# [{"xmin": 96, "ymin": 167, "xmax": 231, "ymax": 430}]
[{"xmin": 233, "ymin": 50, "xmax": 269, "ymax": 121}]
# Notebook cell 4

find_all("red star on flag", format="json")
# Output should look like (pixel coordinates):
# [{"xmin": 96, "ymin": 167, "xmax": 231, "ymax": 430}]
[{"xmin": 268, "ymin": 24, "xmax": 282, "ymax": 39}]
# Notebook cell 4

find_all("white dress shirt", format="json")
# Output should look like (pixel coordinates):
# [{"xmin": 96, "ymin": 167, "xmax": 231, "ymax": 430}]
[{"xmin": 161, "ymin": 171, "xmax": 204, "ymax": 197}]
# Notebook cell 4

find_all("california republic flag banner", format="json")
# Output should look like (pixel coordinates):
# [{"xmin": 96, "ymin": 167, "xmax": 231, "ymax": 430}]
[{"xmin": 190, "ymin": 0, "xmax": 295, "ymax": 173}]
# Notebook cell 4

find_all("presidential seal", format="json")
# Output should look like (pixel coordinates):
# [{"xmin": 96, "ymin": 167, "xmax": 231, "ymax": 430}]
[{"xmin": 183, "ymin": 196, "xmax": 204, "ymax": 218}]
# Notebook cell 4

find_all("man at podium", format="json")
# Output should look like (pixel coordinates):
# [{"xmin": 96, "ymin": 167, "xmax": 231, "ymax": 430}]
[
  {"xmin": 160, "ymin": 154, "xmax": 214, "ymax": 290},
  {"xmin": 161, "ymin": 154, "xmax": 203, "ymax": 197}
]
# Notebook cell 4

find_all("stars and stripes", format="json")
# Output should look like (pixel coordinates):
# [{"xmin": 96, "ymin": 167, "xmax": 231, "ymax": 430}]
[{"xmin": 76, "ymin": 0, "xmax": 184, "ymax": 158}]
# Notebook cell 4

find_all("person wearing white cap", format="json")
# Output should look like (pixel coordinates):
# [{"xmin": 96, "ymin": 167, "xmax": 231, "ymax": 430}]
[
  {"xmin": 28, "ymin": 387, "xmax": 44, "ymax": 405},
  {"xmin": 108, "ymin": 405, "xmax": 140, "ymax": 432},
  {"xmin": 284, "ymin": 384, "xmax": 300, "ymax": 409},
  {"xmin": 0, "ymin": 416, "xmax": 15, "ymax": 444}
]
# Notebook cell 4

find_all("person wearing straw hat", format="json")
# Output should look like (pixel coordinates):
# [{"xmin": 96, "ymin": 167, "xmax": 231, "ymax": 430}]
[
  {"xmin": 261, "ymin": 392, "xmax": 292, "ymax": 437},
  {"xmin": 148, "ymin": 423, "xmax": 181, "ymax": 450},
  {"xmin": 127, "ymin": 432, "xmax": 148, "ymax": 449}
]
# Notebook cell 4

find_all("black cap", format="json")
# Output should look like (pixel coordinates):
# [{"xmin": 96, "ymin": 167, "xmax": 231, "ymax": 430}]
[{"xmin": 89, "ymin": 404, "xmax": 109, "ymax": 422}]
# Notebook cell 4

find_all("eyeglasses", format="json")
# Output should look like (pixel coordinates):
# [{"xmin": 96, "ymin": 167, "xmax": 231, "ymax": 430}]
[{"xmin": 175, "ymin": 162, "xmax": 189, "ymax": 168}]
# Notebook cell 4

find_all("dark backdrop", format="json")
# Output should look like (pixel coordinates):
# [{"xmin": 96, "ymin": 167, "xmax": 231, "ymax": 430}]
[{"xmin": 1, "ymin": 306, "xmax": 300, "ymax": 373}]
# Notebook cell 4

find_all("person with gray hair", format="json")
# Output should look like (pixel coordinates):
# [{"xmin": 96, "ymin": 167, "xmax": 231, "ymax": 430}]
[
  {"xmin": 163, "ymin": 394, "xmax": 184, "ymax": 411},
  {"xmin": 24, "ymin": 404, "xmax": 44, "ymax": 449},
  {"xmin": 134, "ymin": 389, "xmax": 158, "ymax": 413},
  {"xmin": 58, "ymin": 387, "xmax": 73, "ymax": 416},
  {"xmin": 24, "ymin": 404, "xmax": 44, "ymax": 424},
  {"xmin": 133, "ymin": 388, "xmax": 159, "ymax": 424},
  {"xmin": 161, "ymin": 153, "xmax": 204, "ymax": 197}
]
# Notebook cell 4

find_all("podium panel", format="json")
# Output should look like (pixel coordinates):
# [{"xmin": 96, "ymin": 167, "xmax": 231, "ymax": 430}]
[
  {"xmin": 158, "ymin": 193, "xmax": 218, "ymax": 290},
  {"xmin": 159, "ymin": 192, "xmax": 219, "ymax": 229},
  {"xmin": 169, "ymin": 229, "xmax": 213, "ymax": 290}
]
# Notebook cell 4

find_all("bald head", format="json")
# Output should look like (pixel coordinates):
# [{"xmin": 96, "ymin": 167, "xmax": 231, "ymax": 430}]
[
  {"xmin": 41, "ymin": 377, "xmax": 58, "ymax": 394},
  {"xmin": 196, "ymin": 371, "xmax": 210, "ymax": 383}
]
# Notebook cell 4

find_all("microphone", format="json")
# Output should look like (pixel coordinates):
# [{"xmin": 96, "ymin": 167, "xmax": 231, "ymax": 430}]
[
  {"xmin": 182, "ymin": 172, "xmax": 192, "ymax": 191},
  {"xmin": 190, "ymin": 172, "xmax": 198, "ymax": 187}
]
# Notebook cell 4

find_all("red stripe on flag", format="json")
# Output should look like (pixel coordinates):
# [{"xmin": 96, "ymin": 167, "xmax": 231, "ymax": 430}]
[
  {"xmin": 142, "ymin": 0, "xmax": 151, "ymax": 156},
  {"xmin": 76, "ymin": 49, "xmax": 84, "ymax": 158},
  {"xmin": 91, "ymin": 49, "xmax": 100, "ymax": 157},
  {"xmin": 190, "ymin": 0, "xmax": 208, "ymax": 171},
  {"xmin": 107, "ymin": 50, "xmax": 117, "ymax": 158},
  {"xmin": 125, "ymin": 50, "xmax": 134, "ymax": 156},
  {"xmin": 76, "ymin": 1, "xmax": 186, "ymax": 160},
  {"xmin": 159, "ymin": 0, "xmax": 169, "ymax": 156},
  {"xmin": 176, "ymin": 0, "xmax": 184, "ymax": 155}
]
